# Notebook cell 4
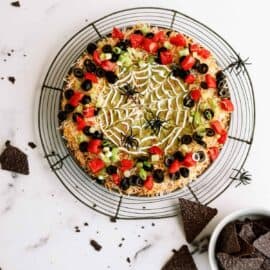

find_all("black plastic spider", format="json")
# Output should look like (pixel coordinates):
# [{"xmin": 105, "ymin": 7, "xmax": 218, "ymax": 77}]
[
  {"xmin": 224, "ymin": 54, "xmax": 251, "ymax": 75},
  {"xmin": 144, "ymin": 111, "xmax": 169, "ymax": 135},
  {"xmin": 121, "ymin": 129, "xmax": 139, "ymax": 150},
  {"xmin": 231, "ymin": 169, "xmax": 252, "ymax": 187},
  {"xmin": 118, "ymin": 83, "xmax": 142, "ymax": 103}
]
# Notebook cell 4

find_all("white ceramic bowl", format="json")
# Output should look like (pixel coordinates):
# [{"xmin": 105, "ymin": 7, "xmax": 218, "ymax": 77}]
[{"xmin": 208, "ymin": 208, "xmax": 270, "ymax": 270}]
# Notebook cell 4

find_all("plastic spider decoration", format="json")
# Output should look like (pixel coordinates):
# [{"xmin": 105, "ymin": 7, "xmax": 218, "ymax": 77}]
[
  {"xmin": 224, "ymin": 54, "xmax": 251, "ymax": 75},
  {"xmin": 231, "ymin": 169, "xmax": 252, "ymax": 187},
  {"xmin": 118, "ymin": 83, "xmax": 142, "ymax": 104},
  {"xmin": 121, "ymin": 129, "xmax": 139, "ymax": 150},
  {"xmin": 144, "ymin": 111, "xmax": 169, "ymax": 136}
]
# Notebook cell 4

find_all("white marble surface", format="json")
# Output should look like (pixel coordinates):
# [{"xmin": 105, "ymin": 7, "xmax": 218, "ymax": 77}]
[{"xmin": 0, "ymin": 0, "xmax": 269, "ymax": 269}]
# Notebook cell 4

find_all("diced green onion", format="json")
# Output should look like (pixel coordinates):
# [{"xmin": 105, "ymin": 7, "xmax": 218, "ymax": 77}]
[
  {"xmin": 113, "ymin": 47, "xmax": 122, "ymax": 54},
  {"xmin": 164, "ymin": 41, "xmax": 172, "ymax": 49},
  {"xmin": 100, "ymin": 53, "xmax": 112, "ymax": 60},
  {"xmin": 139, "ymin": 168, "xmax": 147, "ymax": 180},
  {"xmin": 193, "ymin": 111, "xmax": 201, "ymax": 127}
]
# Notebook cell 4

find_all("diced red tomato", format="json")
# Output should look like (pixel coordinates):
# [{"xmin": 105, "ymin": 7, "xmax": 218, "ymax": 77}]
[
  {"xmin": 198, "ymin": 48, "xmax": 211, "ymax": 59},
  {"xmin": 211, "ymin": 120, "xmax": 226, "ymax": 135},
  {"xmin": 181, "ymin": 55, "xmax": 195, "ymax": 71},
  {"xmin": 169, "ymin": 160, "xmax": 182, "ymax": 174},
  {"xmin": 185, "ymin": 74, "xmax": 195, "ymax": 84},
  {"xmin": 69, "ymin": 92, "xmax": 84, "ymax": 107},
  {"xmin": 83, "ymin": 107, "xmax": 95, "ymax": 118},
  {"xmin": 218, "ymin": 132, "xmax": 227, "ymax": 144},
  {"xmin": 87, "ymin": 139, "xmax": 102, "ymax": 154},
  {"xmin": 190, "ymin": 89, "xmax": 201, "ymax": 101},
  {"xmin": 142, "ymin": 38, "xmax": 158, "ymax": 54},
  {"xmin": 100, "ymin": 60, "xmax": 116, "ymax": 72},
  {"xmin": 112, "ymin": 174, "xmax": 121, "ymax": 185},
  {"xmin": 148, "ymin": 145, "xmax": 163, "ymax": 155},
  {"xmin": 183, "ymin": 152, "xmax": 196, "ymax": 167},
  {"xmin": 120, "ymin": 159, "xmax": 133, "ymax": 171},
  {"xmin": 76, "ymin": 115, "xmax": 86, "ymax": 131},
  {"xmin": 190, "ymin": 43, "xmax": 200, "ymax": 53},
  {"xmin": 220, "ymin": 99, "xmax": 234, "ymax": 112},
  {"xmin": 160, "ymin": 51, "xmax": 173, "ymax": 65},
  {"xmin": 93, "ymin": 50, "xmax": 102, "ymax": 65},
  {"xmin": 205, "ymin": 74, "xmax": 217, "ymax": 88},
  {"xmin": 208, "ymin": 147, "xmax": 219, "ymax": 161},
  {"xmin": 153, "ymin": 31, "xmax": 166, "ymax": 43},
  {"xmin": 169, "ymin": 34, "xmax": 186, "ymax": 47},
  {"xmin": 130, "ymin": 34, "xmax": 144, "ymax": 48},
  {"xmin": 112, "ymin": 27, "xmax": 124, "ymax": 39},
  {"xmin": 85, "ymin": 72, "xmax": 98, "ymax": 83},
  {"xmin": 88, "ymin": 158, "xmax": 105, "ymax": 173},
  {"xmin": 144, "ymin": 175, "xmax": 154, "ymax": 190}
]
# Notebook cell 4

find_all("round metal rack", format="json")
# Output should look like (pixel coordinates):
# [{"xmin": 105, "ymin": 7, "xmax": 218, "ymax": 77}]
[{"xmin": 38, "ymin": 7, "xmax": 255, "ymax": 220}]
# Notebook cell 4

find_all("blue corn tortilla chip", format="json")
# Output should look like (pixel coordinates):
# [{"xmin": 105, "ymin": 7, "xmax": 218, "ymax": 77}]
[
  {"xmin": 217, "ymin": 252, "xmax": 264, "ymax": 270},
  {"xmin": 238, "ymin": 222, "xmax": 256, "ymax": 244},
  {"xmin": 179, "ymin": 199, "xmax": 217, "ymax": 243},
  {"xmin": 162, "ymin": 245, "xmax": 198, "ymax": 270},
  {"xmin": 253, "ymin": 232, "xmax": 270, "ymax": 258}
]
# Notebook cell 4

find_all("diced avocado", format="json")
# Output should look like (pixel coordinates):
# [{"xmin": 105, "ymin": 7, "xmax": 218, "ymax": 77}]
[
  {"xmin": 180, "ymin": 144, "xmax": 189, "ymax": 153},
  {"xmin": 164, "ymin": 41, "xmax": 172, "ymax": 49},
  {"xmin": 113, "ymin": 47, "xmax": 122, "ymax": 54},
  {"xmin": 196, "ymin": 126, "xmax": 206, "ymax": 136},
  {"xmin": 75, "ymin": 104, "xmax": 83, "ymax": 113},
  {"xmin": 141, "ymin": 24, "xmax": 150, "ymax": 34},
  {"xmin": 208, "ymin": 98, "xmax": 217, "ymax": 110},
  {"xmin": 139, "ymin": 168, "xmax": 147, "ymax": 180},
  {"xmin": 178, "ymin": 48, "xmax": 189, "ymax": 57},
  {"xmin": 136, "ymin": 162, "xmax": 143, "ymax": 168},
  {"xmin": 76, "ymin": 134, "xmax": 88, "ymax": 144},
  {"xmin": 100, "ymin": 153, "xmax": 110, "ymax": 164},
  {"xmin": 118, "ymin": 53, "xmax": 132, "ymax": 67},
  {"xmin": 111, "ymin": 148, "xmax": 119, "ymax": 162}
]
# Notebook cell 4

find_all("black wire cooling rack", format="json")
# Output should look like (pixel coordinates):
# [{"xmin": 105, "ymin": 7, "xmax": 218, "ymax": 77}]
[{"xmin": 38, "ymin": 7, "xmax": 255, "ymax": 220}]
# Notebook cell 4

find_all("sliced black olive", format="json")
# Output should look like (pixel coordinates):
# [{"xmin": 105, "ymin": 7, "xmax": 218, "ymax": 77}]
[
  {"xmin": 157, "ymin": 47, "xmax": 167, "ymax": 56},
  {"xmin": 94, "ymin": 108, "xmax": 100, "ymax": 116},
  {"xmin": 197, "ymin": 63, "xmax": 209, "ymax": 74},
  {"xmin": 164, "ymin": 156, "xmax": 174, "ymax": 167},
  {"xmin": 183, "ymin": 95, "xmax": 195, "ymax": 108},
  {"xmin": 85, "ymin": 60, "xmax": 97, "ymax": 72},
  {"xmin": 180, "ymin": 167, "xmax": 189, "ymax": 178},
  {"xmin": 193, "ymin": 58, "xmax": 201, "ymax": 70},
  {"xmin": 181, "ymin": 134, "xmax": 192, "ymax": 145},
  {"xmin": 169, "ymin": 171, "xmax": 181, "ymax": 180},
  {"xmin": 96, "ymin": 68, "xmax": 105, "ymax": 77},
  {"xmin": 200, "ymin": 81, "xmax": 208, "ymax": 89},
  {"xmin": 134, "ymin": 29, "xmax": 143, "ymax": 35},
  {"xmin": 86, "ymin": 43, "xmax": 97, "ymax": 54},
  {"xmin": 216, "ymin": 70, "xmax": 226, "ymax": 82},
  {"xmin": 173, "ymin": 151, "xmax": 184, "ymax": 162},
  {"xmin": 197, "ymin": 140, "xmax": 207, "ymax": 148},
  {"xmin": 137, "ymin": 156, "xmax": 148, "ymax": 162},
  {"xmin": 166, "ymin": 31, "xmax": 172, "ymax": 37},
  {"xmin": 64, "ymin": 103, "xmax": 75, "ymax": 113},
  {"xmin": 116, "ymin": 40, "xmax": 128, "ymax": 51},
  {"xmin": 111, "ymin": 53, "xmax": 119, "ymax": 62},
  {"xmin": 120, "ymin": 177, "xmax": 130, "ymax": 190},
  {"xmin": 193, "ymin": 132, "xmax": 203, "ymax": 142},
  {"xmin": 178, "ymin": 69, "xmax": 190, "ymax": 80},
  {"xmin": 206, "ymin": 128, "xmax": 216, "ymax": 137},
  {"xmin": 81, "ymin": 95, "xmax": 91, "ymax": 105},
  {"xmin": 153, "ymin": 169, "xmax": 164, "ymax": 183},
  {"xmin": 106, "ymin": 165, "xmax": 117, "ymax": 175},
  {"xmin": 179, "ymin": 55, "xmax": 186, "ymax": 63},
  {"xmin": 81, "ymin": 80, "xmax": 92, "ymax": 91},
  {"xmin": 130, "ymin": 175, "xmax": 144, "ymax": 187},
  {"xmin": 73, "ymin": 68, "xmax": 84, "ymax": 78},
  {"xmin": 203, "ymin": 109, "xmax": 214, "ymax": 120},
  {"xmin": 143, "ymin": 162, "xmax": 153, "ymax": 172},
  {"xmin": 155, "ymin": 57, "xmax": 161, "ymax": 64},
  {"xmin": 83, "ymin": 126, "xmax": 92, "ymax": 136},
  {"xmin": 172, "ymin": 67, "xmax": 181, "ymax": 77},
  {"xmin": 58, "ymin": 111, "xmax": 67, "ymax": 121},
  {"xmin": 64, "ymin": 89, "xmax": 74, "ymax": 100},
  {"xmin": 196, "ymin": 151, "xmax": 206, "ymax": 162},
  {"xmin": 102, "ymin": 44, "xmax": 112, "ymax": 53},
  {"xmin": 145, "ymin": 32, "xmax": 154, "ymax": 38},
  {"xmin": 96, "ymin": 178, "xmax": 105, "ymax": 185},
  {"xmin": 79, "ymin": 141, "xmax": 89, "ymax": 152},
  {"xmin": 218, "ymin": 87, "xmax": 230, "ymax": 98},
  {"xmin": 105, "ymin": 71, "xmax": 118, "ymax": 84},
  {"xmin": 72, "ymin": 112, "xmax": 83, "ymax": 122},
  {"xmin": 92, "ymin": 131, "xmax": 103, "ymax": 139}
]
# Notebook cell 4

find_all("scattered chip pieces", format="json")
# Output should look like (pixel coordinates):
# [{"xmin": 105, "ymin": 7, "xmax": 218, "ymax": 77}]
[
  {"xmin": 7, "ymin": 76, "xmax": 16, "ymax": 83},
  {"xmin": 90, "ymin": 239, "xmax": 102, "ymax": 251},
  {"xmin": 216, "ymin": 223, "xmax": 241, "ymax": 254},
  {"xmin": 179, "ymin": 199, "xmax": 217, "ymax": 243},
  {"xmin": 235, "ymin": 237, "xmax": 255, "ymax": 257},
  {"xmin": 162, "ymin": 245, "xmax": 198, "ymax": 270},
  {"xmin": 0, "ymin": 141, "xmax": 29, "ymax": 175},
  {"xmin": 262, "ymin": 258, "xmax": 270, "ymax": 270},
  {"xmin": 217, "ymin": 252, "xmax": 264, "ymax": 270},
  {"xmin": 28, "ymin": 142, "xmax": 37, "ymax": 149},
  {"xmin": 253, "ymin": 232, "xmax": 270, "ymax": 258},
  {"xmin": 10, "ymin": 1, "xmax": 20, "ymax": 7}
]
